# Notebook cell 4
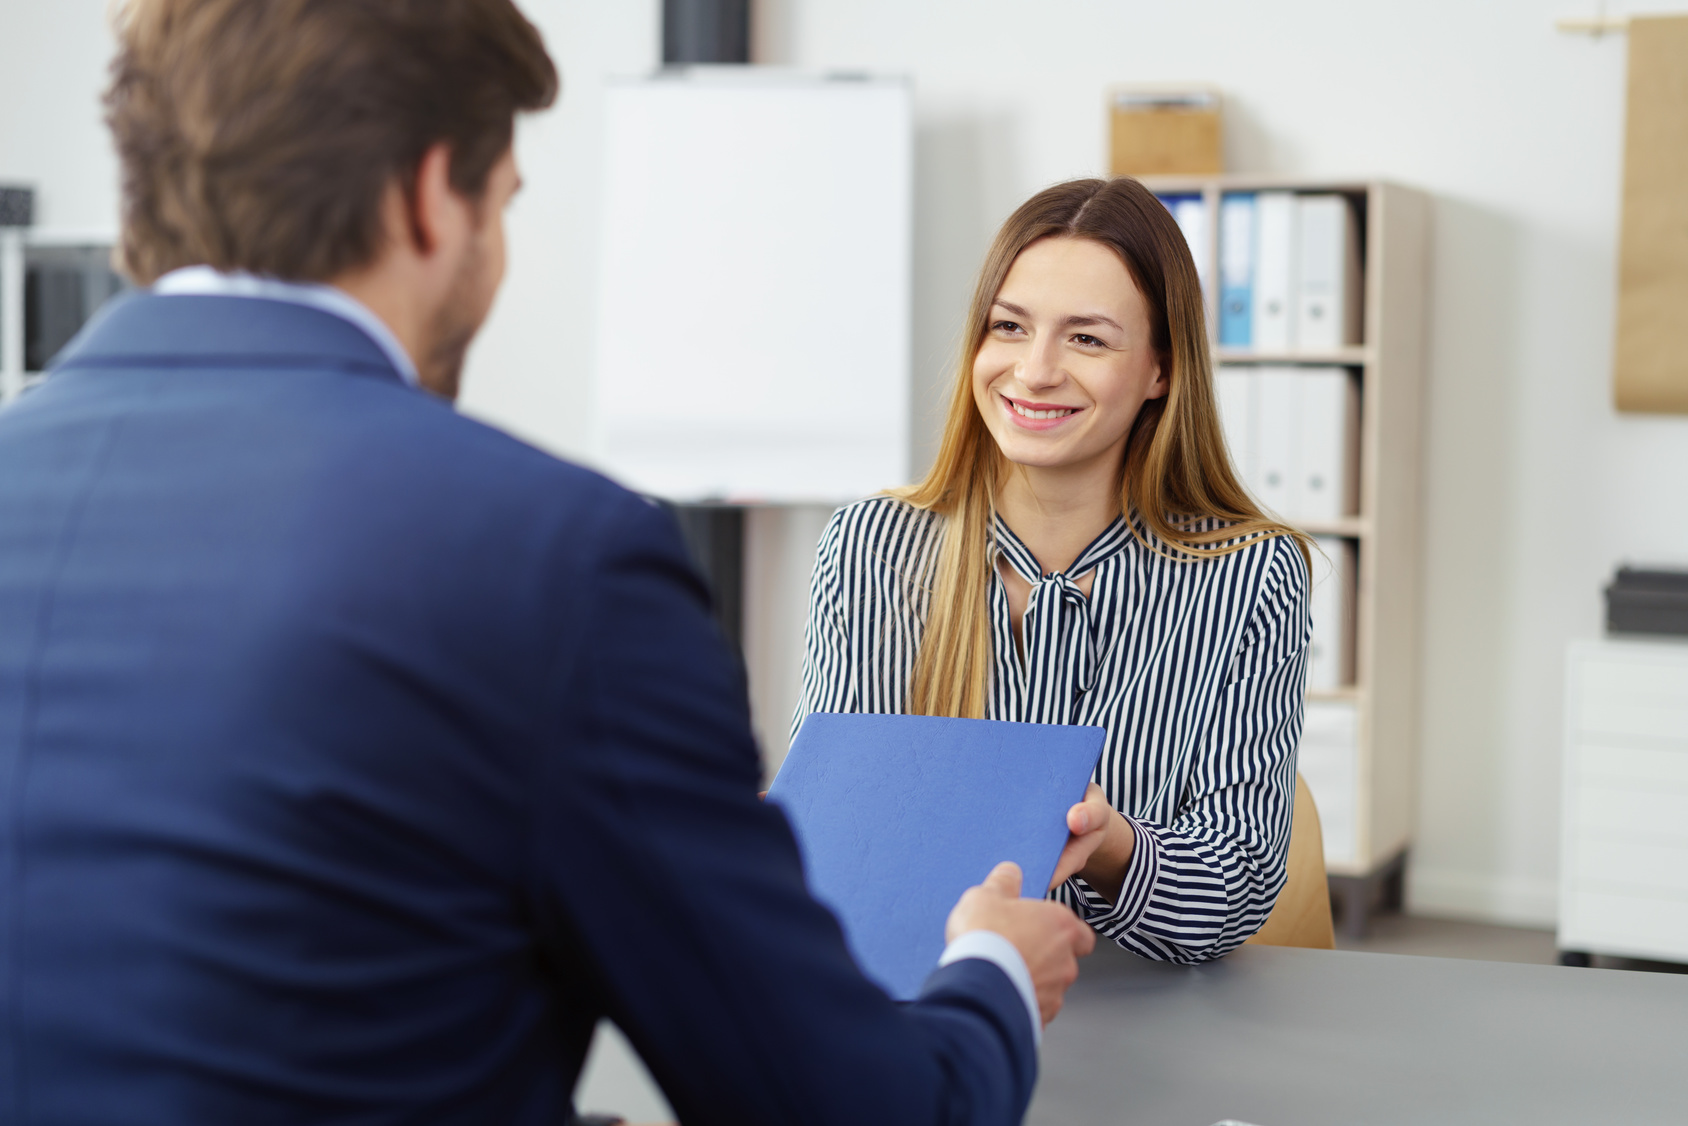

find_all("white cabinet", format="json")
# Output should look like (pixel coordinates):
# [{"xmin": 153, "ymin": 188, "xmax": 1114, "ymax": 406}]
[{"xmin": 1560, "ymin": 639, "xmax": 1688, "ymax": 963}]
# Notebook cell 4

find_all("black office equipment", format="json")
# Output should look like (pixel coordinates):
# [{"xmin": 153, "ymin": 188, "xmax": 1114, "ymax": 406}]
[
  {"xmin": 0, "ymin": 185, "xmax": 33, "ymax": 227},
  {"xmin": 663, "ymin": 0, "xmax": 749, "ymax": 64},
  {"xmin": 1605, "ymin": 566, "xmax": 1688, "ymax": 637},
  {"xmin": 23, "ymin": 245, "xmax": 126, "ymax": 372}
]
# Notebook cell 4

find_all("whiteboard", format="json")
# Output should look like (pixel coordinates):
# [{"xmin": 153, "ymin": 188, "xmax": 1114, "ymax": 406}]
[{"xmin": 592, "ymin": 72, "xmax": 912, "ymax": 503}]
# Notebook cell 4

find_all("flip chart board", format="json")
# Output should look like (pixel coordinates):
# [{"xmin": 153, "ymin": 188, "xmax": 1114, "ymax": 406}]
[{"xmin": 593, "ymin": 72, "xmax": 912, "ymax": 500}]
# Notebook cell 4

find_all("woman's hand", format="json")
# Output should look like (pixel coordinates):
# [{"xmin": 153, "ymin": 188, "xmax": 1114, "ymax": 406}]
[
  {"xmin": 1049, "ymin": 783, "xmax": 1114, "ymax": 890},
  {"xmin": 1048, "ymin": 783, "xmax": 1135, "ymax": 903}
]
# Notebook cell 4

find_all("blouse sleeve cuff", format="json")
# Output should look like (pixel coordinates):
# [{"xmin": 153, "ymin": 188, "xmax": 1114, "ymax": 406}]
[{"xmin": 1071, "ymin": 814, "xmax": 1163, "ymax": 938}]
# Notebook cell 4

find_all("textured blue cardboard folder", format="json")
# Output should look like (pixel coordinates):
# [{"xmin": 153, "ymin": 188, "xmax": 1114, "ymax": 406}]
[{"xmin": 768, "ymin": 712, "xmax": 1106, "ymax": 1000}]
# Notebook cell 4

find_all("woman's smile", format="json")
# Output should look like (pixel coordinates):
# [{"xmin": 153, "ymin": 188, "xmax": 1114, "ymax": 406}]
[{"xmin": 1001, "ymin": 393, "xmax": 1083, "ymax": 429}]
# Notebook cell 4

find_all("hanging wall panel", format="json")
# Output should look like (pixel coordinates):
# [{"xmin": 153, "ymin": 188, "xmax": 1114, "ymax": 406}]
[{"xmin": 1614, "ymin": 15, "xmax": 1688, "ymax": 414}]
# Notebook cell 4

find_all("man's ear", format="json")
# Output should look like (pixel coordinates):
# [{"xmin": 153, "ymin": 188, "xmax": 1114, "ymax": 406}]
[{"xmin": 402, "ymin": 142, "xmax": 457, "ymax": 257}]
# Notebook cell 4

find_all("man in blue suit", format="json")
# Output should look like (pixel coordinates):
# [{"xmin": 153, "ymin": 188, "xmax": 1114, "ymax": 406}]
[{"xmin": 0, "ymin": 2, "xmax": 1095, "ymax": 1124}]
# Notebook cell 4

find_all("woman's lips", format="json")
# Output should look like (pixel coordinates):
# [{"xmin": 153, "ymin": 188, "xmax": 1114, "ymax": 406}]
[{"xmin": 1001, "ymin": 394, "xmax": 1081, "ymax": 431}]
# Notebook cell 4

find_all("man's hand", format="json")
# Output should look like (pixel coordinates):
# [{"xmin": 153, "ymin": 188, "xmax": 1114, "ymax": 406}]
[{"xmin": 946, "ymin": 862, "xmax": 1095, "ymax": 1025}]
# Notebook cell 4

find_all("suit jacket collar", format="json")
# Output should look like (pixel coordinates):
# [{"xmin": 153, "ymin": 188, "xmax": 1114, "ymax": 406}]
[
  {"xmin": 51, "ymin": 292, "xmax": 412, "ymax": 388},
  {"xmin": 151, "ymin": 268, "xmax": 420, "ymax": 386}
]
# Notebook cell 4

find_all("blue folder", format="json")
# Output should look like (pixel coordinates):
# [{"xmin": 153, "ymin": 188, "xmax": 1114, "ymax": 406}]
[
  {"xmin": 1218, "ymin": 191, "xmax": 1256, "ymax": 346},
  {"xmin": 768, "ymin": 712, "xmax": 1106, "ymax": 1000}
]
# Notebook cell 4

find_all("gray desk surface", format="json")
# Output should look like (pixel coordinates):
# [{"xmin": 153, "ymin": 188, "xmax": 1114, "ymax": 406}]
[{"xmin": 1028, "ymin": 941, "xmax": 1687, "ymax": 1126}]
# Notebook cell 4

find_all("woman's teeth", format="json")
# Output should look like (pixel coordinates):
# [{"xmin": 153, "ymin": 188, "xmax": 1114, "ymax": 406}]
[{"xmin": 1010, "ymin": 400, "xmax": 1076, "ymax": 420}]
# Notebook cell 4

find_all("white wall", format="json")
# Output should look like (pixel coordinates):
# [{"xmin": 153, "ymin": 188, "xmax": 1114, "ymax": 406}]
[
  {"xmin": 7, "ymin": 1, "xmax": 1687, "ymax": 938},
  {"xmin": 0, "ymin": 4, "xmax": 119, "ymax": 233},
  {"xmin": 455, "ymin": 2, "xmax": 658, "ymax": 459}
]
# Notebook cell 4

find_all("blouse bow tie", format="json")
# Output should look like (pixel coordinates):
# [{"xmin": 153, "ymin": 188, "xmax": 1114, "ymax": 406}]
[
  {"xmin": 994, "ymin": 515, "xmax": 1134, "ymax": 726},
  {"xmin": 1025, "ymin": 570, "xmax": 1100, "ymax": 722}
]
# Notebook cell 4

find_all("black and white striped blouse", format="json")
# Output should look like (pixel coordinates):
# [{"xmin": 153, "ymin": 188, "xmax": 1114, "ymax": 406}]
[{"xmin": 793, "ymin": 495, "xmax": 1310, "ymax": 964}]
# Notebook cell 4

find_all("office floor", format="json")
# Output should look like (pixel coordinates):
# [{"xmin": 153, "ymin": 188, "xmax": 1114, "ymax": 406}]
[
  {"xmin": 1335, "ymin": 913, "xmax": 1558, "ymax": 964},
  {"xmin": 1334, "ymin": 912, "xmax": 1688, "ymax": 974}
]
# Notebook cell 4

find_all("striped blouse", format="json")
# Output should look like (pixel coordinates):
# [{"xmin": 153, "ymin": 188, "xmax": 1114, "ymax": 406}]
[{"xmin": 792, "ymin": 496, "xmax": 1310, "ymax": 964}]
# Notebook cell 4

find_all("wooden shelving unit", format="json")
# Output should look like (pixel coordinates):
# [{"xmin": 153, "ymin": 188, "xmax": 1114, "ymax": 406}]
[{"xmin": 1144, "ymin": 175, "xmax": 1431, "ymax": 899}]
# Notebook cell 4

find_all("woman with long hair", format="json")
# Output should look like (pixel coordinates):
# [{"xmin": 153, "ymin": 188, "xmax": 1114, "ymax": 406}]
[{"xmin": 794, "ymin": 177, "xmax": 1313, "ymax": 963}]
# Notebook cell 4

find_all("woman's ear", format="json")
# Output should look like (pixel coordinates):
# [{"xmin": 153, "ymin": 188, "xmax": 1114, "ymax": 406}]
[{"xmin": 1146, "ymin": 357, "xmax": 1171, "ymax": 400}]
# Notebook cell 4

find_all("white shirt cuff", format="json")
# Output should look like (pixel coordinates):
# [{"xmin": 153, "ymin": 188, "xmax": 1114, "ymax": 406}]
[{"xmin": 937, "ymin": 929, "xmax": 1041, "ymax": 1047}]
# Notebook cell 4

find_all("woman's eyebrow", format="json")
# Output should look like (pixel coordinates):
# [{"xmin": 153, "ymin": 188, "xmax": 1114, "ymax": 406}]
[
  {"xmin": 993, "ymin": 299, "xmax": 1122, "ymax": 332},
  {"xmin": 1063, "ymin": 313, "xmax": 1123, "ymax": 331}
]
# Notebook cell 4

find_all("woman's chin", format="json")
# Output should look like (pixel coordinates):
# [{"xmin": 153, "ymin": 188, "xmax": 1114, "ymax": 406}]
[{"xmin": 997, "ymin": 442, "xmax": 1084, "ymax": 472}]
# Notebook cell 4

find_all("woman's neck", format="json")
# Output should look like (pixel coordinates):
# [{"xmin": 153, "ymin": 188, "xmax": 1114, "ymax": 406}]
[{"xmin": 993, "ymin": 451, "xmax": 1125, "ymax": 576}]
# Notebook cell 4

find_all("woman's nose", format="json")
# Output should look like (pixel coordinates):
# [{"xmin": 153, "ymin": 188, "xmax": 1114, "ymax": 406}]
[{"xmin": 1018, "ymin": 340, "xmax": 1064, "ymax": 390}]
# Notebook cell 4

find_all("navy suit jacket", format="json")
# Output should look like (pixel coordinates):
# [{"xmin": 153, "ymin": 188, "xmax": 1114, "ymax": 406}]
[{"xmin": 0, "ymin": 294, "xmax": 1036, "ymax": 1125}]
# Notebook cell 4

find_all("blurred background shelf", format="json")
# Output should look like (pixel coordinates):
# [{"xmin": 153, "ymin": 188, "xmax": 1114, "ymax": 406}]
[
  {"xmin": 1215, "ymin": 346, "xmax": 1373, "ymax": 366},
  {"xmin": 1146, "ymin": 175, "xmax": 1431, "ymax": 929},
  {"xmin": 1301, "ymin": 517, "xmax": 1369, "ymax": 539},
  {"xmin": 0, "ymin": 221, "xmax": 125, "ymax": 405}
]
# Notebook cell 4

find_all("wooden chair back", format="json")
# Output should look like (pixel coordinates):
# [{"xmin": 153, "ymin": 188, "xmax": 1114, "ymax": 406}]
[{"xmin": 1244, "ymin": 773, "xmax": 1335, "ymax": 950}]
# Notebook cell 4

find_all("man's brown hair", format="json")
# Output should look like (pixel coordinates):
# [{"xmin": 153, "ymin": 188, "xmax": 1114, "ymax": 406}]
[{"xmin": 106, "ymin": 0, "xmax": 558, "ymax": 285}]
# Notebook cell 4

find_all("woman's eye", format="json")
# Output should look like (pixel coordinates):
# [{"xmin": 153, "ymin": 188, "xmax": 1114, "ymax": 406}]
[
  {"xmin": 1073, "ymin": 333, "xmax": 1103, "ymax": 347},
  {"xmin": 991, "ymin": 320, "xmax": 1024, "ymax": 335}
]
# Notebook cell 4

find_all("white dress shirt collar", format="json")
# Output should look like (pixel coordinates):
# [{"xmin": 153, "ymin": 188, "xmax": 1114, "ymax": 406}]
[{"xmin": 152, "ymin": 266, "xmax": 419, "ymax": 388}]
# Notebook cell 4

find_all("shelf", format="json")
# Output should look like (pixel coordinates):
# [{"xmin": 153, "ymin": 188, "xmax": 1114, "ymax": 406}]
[
  {"xmin": 1214, "ymin": 346, "xmax": 1372, "ymax": 367},
  {"xmin": 1298, "ymin": 518, "xmax": 1367, "ymax": 539},
  {"xmin": 1, "ymin": 234, "xmax": 126, "ymax": 398},
  {"xmin": 22, "ymin": 228, "xmax": 121, "ymax": 248},
  {"xmin": 1150, "ymin": 177, "xmax": 1431, "ymax": 879},
  {"xmin": 1141, "ymin": 172, "xmax": 1382, "ymax": 195}
]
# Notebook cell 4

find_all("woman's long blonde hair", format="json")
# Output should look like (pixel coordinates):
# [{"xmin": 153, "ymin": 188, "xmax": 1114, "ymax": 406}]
[{"xmin": 893, "ymin": 177, "xmax": 1311, "ymax": 719}]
